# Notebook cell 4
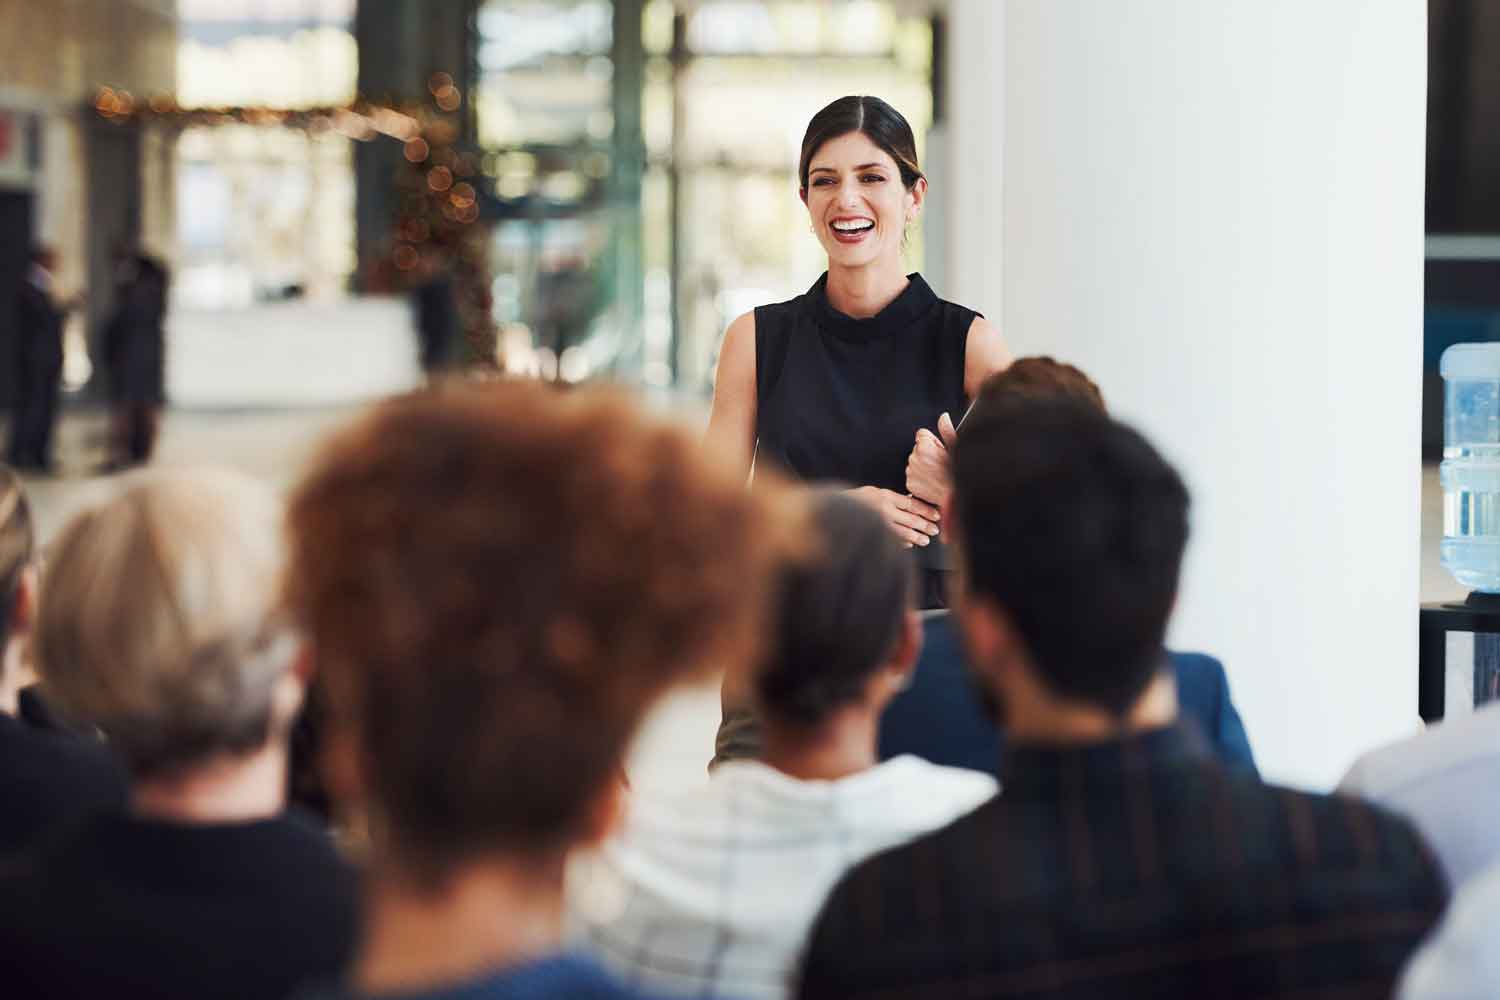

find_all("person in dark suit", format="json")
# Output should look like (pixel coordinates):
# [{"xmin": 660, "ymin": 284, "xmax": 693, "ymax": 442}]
[
  {"xmin": 797, "ymin": 399, "xmax": 1446, "ymax": 1000},
  {"xmin": 411, "ymin": 250, "xmax": 460, "ymax": 375},
  {"xmin": 101, "ymin": 252, "xmax": 168, "ymax": 469},
  {"xmin": 875, "ymin": 616, "xmax": 1256, "ymax": 774},
  {"xmin": 721, "ymin": 356, "xmax": 1258, "ymax": 771},
  {"xmin": 7, "ymin": 247, "xmax": 74, "ymax": 473},
  {"xmin": 718, "ymin": 611, "xmax": 1256, "ymax": 774}
]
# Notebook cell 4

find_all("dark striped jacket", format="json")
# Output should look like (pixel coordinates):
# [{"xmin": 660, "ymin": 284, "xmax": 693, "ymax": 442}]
[{"xmin": 798, "ymin": 725, "xmax": 1447, "ymax": 1000}]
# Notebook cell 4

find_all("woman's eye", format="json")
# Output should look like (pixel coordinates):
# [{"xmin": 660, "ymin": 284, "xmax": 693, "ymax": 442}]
[
  {"xmin": 861, "ymin": 174, "xmax": 886, "ymax": 183},
  {"xmin": 812, "ymin": 177, "xmax": 834, "ymax": 186}
]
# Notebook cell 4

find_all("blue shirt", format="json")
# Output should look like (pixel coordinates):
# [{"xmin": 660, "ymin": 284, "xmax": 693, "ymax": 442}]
[
  {"xmin": 877, "ymin": 610, "xmax": 1258, "ymax": 774},
  {"xmin": 325, "ymin": 954, "xmax": 663, "ymax": 1000}
]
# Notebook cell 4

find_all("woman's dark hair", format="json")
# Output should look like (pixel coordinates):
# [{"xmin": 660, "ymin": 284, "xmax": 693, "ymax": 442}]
[
  {"xmin": 754, "ymin": 491, "xmax": 914, "ymax": 728},
  {"xmin": 952, "ymin": 399, "xmax": 1189, "ymax": 716},
  {"xmin": 798, "ymin": 96, "xmax": 925, "ymax": 193}
]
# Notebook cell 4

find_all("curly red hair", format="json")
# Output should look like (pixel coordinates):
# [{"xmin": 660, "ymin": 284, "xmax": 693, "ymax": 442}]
[{"xmin": 286, "ymin": 380, "xmax": 803, "ymax": 873}]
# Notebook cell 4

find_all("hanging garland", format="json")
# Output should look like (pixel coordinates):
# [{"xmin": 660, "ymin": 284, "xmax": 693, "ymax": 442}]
[{"xmin": 91, "ymin": 73, "xmax": 498, "ymax": 368}]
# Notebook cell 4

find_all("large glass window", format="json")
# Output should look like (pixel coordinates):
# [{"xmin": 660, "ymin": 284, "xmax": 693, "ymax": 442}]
[
  {"xmin": 477, "ymin": 0, "xmax": 618, "ymax": 379},
  {"xmin": 173, "ymin": 0, "xmax": 358, "ymax": 307},
  {"xmin": 475, "ymin": 0, "xmax": 934, "ymax": 389},
  {"xmin": 667, "ymin": 3, "xmax": 933, "ymax": 393}
]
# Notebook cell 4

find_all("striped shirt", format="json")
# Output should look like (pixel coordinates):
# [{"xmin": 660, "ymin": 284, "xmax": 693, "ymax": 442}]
[
  {"xmin": 798, "ymin": 725, "xmax": 1447, "ymax": 1000},
  {"xmin": 567, "ymin": 756, "xmax": 997, "ymax": 999}
]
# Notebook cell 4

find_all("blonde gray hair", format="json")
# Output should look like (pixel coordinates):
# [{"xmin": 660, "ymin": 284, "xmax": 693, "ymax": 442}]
[{"xmin": 35, "ymin": 467, "xmax": 296, "ymax": 776}]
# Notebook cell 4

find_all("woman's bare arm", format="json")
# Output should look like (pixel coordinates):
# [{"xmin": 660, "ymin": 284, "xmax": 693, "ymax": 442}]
[
  {"xmin": 963, "ymin": 315, "xmax": 1013, "ymax": 399},
  {"xmin": 705, "ymin": 311, "xmax": 758, "ymax": 480}
]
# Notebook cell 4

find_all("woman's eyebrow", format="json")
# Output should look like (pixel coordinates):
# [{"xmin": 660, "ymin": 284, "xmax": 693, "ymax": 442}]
[{"xmin": 809, "ymin": 162, "xmax": 885, "ymax": 175}]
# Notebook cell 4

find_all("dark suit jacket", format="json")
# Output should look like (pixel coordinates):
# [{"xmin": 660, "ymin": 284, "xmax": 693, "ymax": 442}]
[
  {"xmin": 14, "ymin": 281, "xmax": 63, "ymax": 379},
  {"xmin": 877, "ymin": 611, "xmax": 1257, "ymax": 774},
  {"xmin": 0, "ymin": 712, "xmax": 125, "ymax": 860},
  {"xmin": 799, "ymin": 725, "xmax": 1446, "ymax": 1000},
  {"xmin": 102, "ymin": 259, "xmax": 167, "ymax": 404}
]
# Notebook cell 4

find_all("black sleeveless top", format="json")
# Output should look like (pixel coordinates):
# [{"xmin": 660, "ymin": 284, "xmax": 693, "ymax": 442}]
[{"xmin": 754, "ymin": 272, "xmax": 976, "ymax": 493}]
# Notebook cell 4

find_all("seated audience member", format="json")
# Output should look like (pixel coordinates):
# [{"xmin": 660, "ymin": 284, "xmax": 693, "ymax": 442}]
[
  {"xmin": 0, "ymin": 465, "xmax": 125, "ymax": 857},
  {"xmin": 796, "ymin": 400, "xmax": 1447, "ymax": 1000},
  {"xmin": 714, "ymin": 357, "xmax": 1256, "ymax": 773},
  {"xmin": 570, "ymin": 492, "xmax": 996, "ymax": 999},
  {"xmin": 0, "ymin": 468, "xmax": 358, "ymax": 1000},
  {"xmin": 1397, "ymin": 858, "xmax": 1500, "ymax": 998},
  {"xmin": 1341, "ymin": 702, "xmax": 1500, "ymax": 889},
  {"xmin": 285, "ymin": 383, "xmax": 797, "ymax": 1000},
  {"xmin": 877, "ymin": 618, "xmax": 1254, "ymax": 774}
]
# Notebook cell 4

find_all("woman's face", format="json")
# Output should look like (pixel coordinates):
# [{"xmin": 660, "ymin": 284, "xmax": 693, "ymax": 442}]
[{"xmin": 801, "ymin": 131, "xmax": 924, "ymax": 270}]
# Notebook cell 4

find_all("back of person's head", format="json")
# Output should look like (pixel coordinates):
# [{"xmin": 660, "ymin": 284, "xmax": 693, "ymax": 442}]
[
  {"xmin": 35, "ymin": 467, "xmax": 295, "ymax": 776},
  {"xmin": 951, "ymin": 399, "xmax": 1189, "ymax": 716},
  {"xmin": 754, "ymin": 491, "xmax": 915, "ymax": 728},
  {"xmin": 0, "ymin": 466, "xmax": 34, "ymax": 653},
  {"xmin": 286, "ymin": 381, "xmax": 800, "ymax": 877},
  {"xmin": 977, "ymin": 356, "xmax": 1106, "ymax": 414}
]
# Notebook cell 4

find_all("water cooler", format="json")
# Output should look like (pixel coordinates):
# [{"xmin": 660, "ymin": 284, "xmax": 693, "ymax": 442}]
[{"xmin": 1420, "ymin": 344, "xmax": 1500, "ymax": 721}]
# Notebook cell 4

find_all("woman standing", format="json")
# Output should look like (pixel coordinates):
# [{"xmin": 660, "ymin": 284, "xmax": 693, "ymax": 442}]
[
  {"xmin": 102, "ymin": 253, "xmax": 169, "ymax": 471},
  {"xmin": 707, "ymin": 95, "xmax": 1010, "ymax": 605}
]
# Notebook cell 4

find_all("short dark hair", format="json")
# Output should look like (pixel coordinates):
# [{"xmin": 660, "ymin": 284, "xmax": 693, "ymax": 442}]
[
  {"xmin": 799, "ymin": 96, "xmax": 924, "ymax": 193},
  {"xmin": 287, "ymin": 381, "xmax": 803, "ymax": 875},
  {"xmin": 0, "ymin": 466, "xmax": 34, "ymax": 656},
  {"xmin": 754, "ymin": 492, "xmax": 913, "ymax": 728},
  {"xmin": 952, "ymin": 400, "xmax": 1189, "ymax": 715},
  {"xmin": 978, "ymin": 357, "xmax": 1106, "ymax": 414}
]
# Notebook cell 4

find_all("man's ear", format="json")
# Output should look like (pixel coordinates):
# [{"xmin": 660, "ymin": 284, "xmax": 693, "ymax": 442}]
[
  {"xmin": 321, "ymin": 718, "xmax": 365, "ymax": 813},
  {"xmin": 9, "ymin": 565, "xmax": 38, "ymax": 636},
  {"xmin": 884, "ymin": 608, "xmax": 923, "ymax": 691},
  {"xmin": 579, "ymin": 770, "xmax": 628, "ymax": 849},
  {"xmin": 956, "ymin": 592, "xmax": 1022, "ymax": 685},
  {"xmin": 290, "ymin": 641, "xmax": 315, "ymax": 685}
]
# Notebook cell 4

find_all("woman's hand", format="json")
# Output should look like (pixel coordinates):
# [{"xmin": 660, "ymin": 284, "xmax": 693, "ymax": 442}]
[
  {"xmin": 850, "ymin": 486, "xmax": 942, "ymax": 548},
  {"xmin": 905, "ymin": 411, "xmax": 959, "ymax": 510}
]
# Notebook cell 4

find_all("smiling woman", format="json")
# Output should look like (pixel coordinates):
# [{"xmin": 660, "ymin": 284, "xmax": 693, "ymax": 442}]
[{"xmin": 706, "ymin": 95, "xmax": 1011, "ymax": 610}]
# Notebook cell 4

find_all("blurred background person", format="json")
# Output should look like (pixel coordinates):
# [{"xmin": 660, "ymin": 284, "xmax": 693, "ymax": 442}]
[
  {"xmin": 101, "ymin": 251, "xmax": 169, "ymax": 471},
  {"xmin": 285, "ymin": 382, "xmax": 799, "ymax": 1000},
  {"xmin": 7, "ymin": 247, "xmax": 79, "ymax": 475},
  {"xmin": 571, "ymin": 491, "xmax": 995, "ymax": 1000},
  {"xmin": 0, "ymin": 464, "xmax": 125, "ymax": 858},
  {"xmin": 0, "ymin": 467, "xmax": 358, "ymax": 1000},
  {"xmin": 411, "ymin": 248, "xmax": 461, "ymax": 377}
]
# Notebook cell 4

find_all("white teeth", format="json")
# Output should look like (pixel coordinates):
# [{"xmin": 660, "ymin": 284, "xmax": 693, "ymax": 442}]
[{"xmin": 832, "ymin": 220, "xmax": 873, "ymax": 232}]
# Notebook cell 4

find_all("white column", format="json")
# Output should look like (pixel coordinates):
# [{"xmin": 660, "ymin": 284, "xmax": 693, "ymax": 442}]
[
  {"xmin": 943, "ymin": 0, "xmax": 1005, "ymax": 319},
  {"xmin": 948, "ymin": 0, "xmax": 1428, "ymax": 789}
]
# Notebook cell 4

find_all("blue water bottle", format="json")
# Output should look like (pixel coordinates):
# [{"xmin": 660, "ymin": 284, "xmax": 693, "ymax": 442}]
[{"xmin": 1441, "ymin": 344, "xmax": 1500, "ymax": 592}]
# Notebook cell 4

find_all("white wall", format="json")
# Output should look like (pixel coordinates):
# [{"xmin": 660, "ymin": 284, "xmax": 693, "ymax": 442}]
[
  {"xmin": 950, "ymin": 0, "xmax": 1428, "ymax": 788},
  {"xmin": 944, "ymin": 0, "xmax": 1005, "ymax": 319}
]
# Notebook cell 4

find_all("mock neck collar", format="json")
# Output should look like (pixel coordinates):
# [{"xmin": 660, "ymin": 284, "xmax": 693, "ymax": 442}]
[{"xmin": 810, "ymin": 271, "xmax": 937, "ymax": 340}]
